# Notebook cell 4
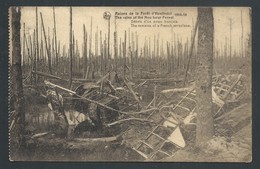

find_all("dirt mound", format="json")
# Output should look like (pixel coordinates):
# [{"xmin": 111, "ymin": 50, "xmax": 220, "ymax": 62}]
[{"xmin": 203, "ymin": 136, "xmax": 251, "ymax": 162}]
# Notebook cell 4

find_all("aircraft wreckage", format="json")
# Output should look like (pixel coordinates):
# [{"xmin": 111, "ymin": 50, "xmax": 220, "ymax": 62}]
[{"xmin": 25, "ymin": 71, "xmax": 245, "ymax": 160}]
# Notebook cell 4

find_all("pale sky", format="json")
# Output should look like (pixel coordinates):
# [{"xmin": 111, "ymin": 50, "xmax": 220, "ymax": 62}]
[{"xmin": 20, "ymin": 7, "xmax": 251, "ymax": 57}]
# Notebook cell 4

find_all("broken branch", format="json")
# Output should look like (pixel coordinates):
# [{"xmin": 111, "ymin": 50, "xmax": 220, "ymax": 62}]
[
  {"xmin": 161, "ymin": 83, "xmax": 195, "ymax": 94},
  {"xmin": 106, "ymin": 118, "xmax": 155, "ymax": 127}
]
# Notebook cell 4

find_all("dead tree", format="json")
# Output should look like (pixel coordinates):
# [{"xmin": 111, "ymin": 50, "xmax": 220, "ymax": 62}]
[
  {"xmin": 131, "ymin": 32, "xmax": 135, "ymax": 72},
  {"xmin": 40, "ymin": 13, "xmax": 52, "ymax": 75},
  {"xmin": 135, "ymin": 32, "xmax": 139, "ymax": 72},
  {"xmin": 104, "ymin": 34, "xmax": 107, "ymax": 72},
  {"xmin": 166, "ymin": 41, "xmax": 172, "ymax": 73},
  {"xmin": 23, "ymin": 24, "xmax": 30, "ymax": 66},
  {"xmin": 241, "ymin": 10, "xmax": 244, "ymax": 58},
  {"xmin": 107, "ymin": 16, "xmax": 111, "ymax": 61},
  {"xmin": 123, "ymin": 31, "xmax": 127, "ymax": 78},
  {"xmin": 100, "ymin": 30, "xmax": 103, "ymax": 73},
  {"xmin": 10, "ymin": 7, "xmax": 25, "ymax": 147},
  {"xmin": 244, "ymin": 9, "xmax": 252, "ymax": 94},
  {"xmin": 195, "ymin": 7, "xmax": 214, "ymax": 145},
  {"xmin": 29, "ymin": 31, "xmax": 33, "ymax": 84},
  {"xmin": 35, "ymin": 7, "xmax": 39, "ymax": 83},
  {"xmin": 229, "ymin": 18, "xmax": 232, "ymax": 61},
  {"xmin": 53, "ymin": 7, "xmax": 58, "ymax": 69},
  {"xmin": 114, "ymin": 16, "xmax": 118, "ymax": 72},
  {"xmin": 69, "ymin": 7, "xmax": 73, "ymax": 88},
  {"xmin": 89, "ymin": 17, "xmax": 93, "ymax": 79},
  {"xmin": 83, "ymin": 24, "xmax": 88, "ymax": 78}
]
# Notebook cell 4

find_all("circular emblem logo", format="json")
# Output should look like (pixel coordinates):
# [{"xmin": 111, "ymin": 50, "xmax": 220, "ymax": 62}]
[{"xmin": 103, "ymin": 11, "xmax": 111, "ymax": 20}]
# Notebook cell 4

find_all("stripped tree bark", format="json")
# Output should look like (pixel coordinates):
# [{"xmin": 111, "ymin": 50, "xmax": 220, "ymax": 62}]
[
  {"xmin": 10, "ymin": 6, "xmax": 25, "ymax": 148},
  {"xmin": 195, "ymin": 7, "xmax": 214, "ymax": 145}
]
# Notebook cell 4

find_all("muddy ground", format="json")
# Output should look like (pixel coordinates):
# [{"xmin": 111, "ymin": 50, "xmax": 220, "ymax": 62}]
[
  {"xmin": 10, "ymin": 100, "xmax": 251, "ymax": 161},
  {"xmin": 10, "ymin": 77, "xmax": 252, "ymax": 161}
]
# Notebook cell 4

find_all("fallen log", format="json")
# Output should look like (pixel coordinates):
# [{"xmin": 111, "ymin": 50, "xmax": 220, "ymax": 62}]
[
  {"xmin": 72, "ymin": 79, "xmax": 97, "ymax": 83},
  {"xmin": 106, "ymin": 80, "xmax": 116, "ymax": 94},
  {"xmin": 106, "ymin": 118, "xmax": 155, "ymax": 127},
  {"xmin": 140, "ymin": 77, "xmax": 183, "ymax": 83},
  {"xmin": 33, "ymin": 71, "xmax": 96, "ymax": 83},
  {"xmin": 134, "ymin": 80, "xmax": 147, "ymax": 89},
  {"xmin": 146, "ymin": 97, "xmax": 156, "ymax": 109},
  {"xmin": 126, "ymin": 108, "xmax": 158, "ymax": 115},
  {"xmin": 153, "ymin": 85, "xmax": 157, "ymax": 107},
  {"xmin": 161, "ymin": 83, "xmax": 225, "ymax": 107},
  {"xmin": 31, "ymin": 132, "xmax": 50, "ymax": 139},
  {"xmin": 45, "ymin": 80, "xmax": 76, "ymax": 94},
  {"xmin": 96, "ymin": 71, "xmax": 112, "ymax": 84},
  {"xmin": 73, "ymin": 136, "xmax": 118, "ymax": 142},
  {"xmin": 161, "ymin": 83, "xmax": 195, "ymax": 94},
  {"xmin": 32, "ymin": 71, "xmax": 68, "ymax": 82}
]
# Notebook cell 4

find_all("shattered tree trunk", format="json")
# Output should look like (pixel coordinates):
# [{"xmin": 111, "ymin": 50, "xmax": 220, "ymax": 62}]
[
  {"xmin": 11, "ymin": 7, "xmax": 25, "ymax": 146},
  {"xmin": 195, "ymin": 7, "xmax": 214, "ymax": 145}
]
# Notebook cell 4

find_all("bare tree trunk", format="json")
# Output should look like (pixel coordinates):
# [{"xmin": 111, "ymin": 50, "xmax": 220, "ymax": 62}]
[
  {"xmin": 100, "ymin": 30, "xmax": 103, "ymax": 74},
  {"xmin": 53, "ymin": 7, "xmax": 58, "ymax": 70},
  {"xmin": 104, "ymin": 34, "xmax": 107, "ymax": 72},
  {"xmin": 135, "ymin": 32, "xmax": 138, "ymax": 72},
  {"xmin": 245, "ymin": 9, "xmax": 252, "ymax": 94},
  {"xmin": 29, "ymin": 32, "xmax": 33, "ymax": 85},
  {"xmin": 123, "ymin": 31, "xmax": 127, "ymax": 78},
  {"xmin": 35, "ymin": 7, "xmax": 39, "ymax": 83},
  {"xmin": 10, "ymin": 6, "xmax": 25, "ymax": 148},
  {"xmin": 69, "ymin": 7, "xmax": 73, "ymax": 88},
  {"xmin": 240, "ymin": 10, "xmax": 244, "ymax": 58},
  {"xmin": 114, "ymin": 17, "xmax": 118, "ymax": 72},
  {"xmin": 107, "ymin": 17, "xmax": 111, "ymax": 61},
  {"xmin": 40, "ymin": 13, "xmax": 52, "ymax": 75},
  {"xmin": 83, "ymin": 25, "xmax": 88, "ymax": 78},
  {"xmin": 195, "ymin": 7, "xmax": 214, "ymax": 145},
  {"xmin": 89, "ymin": 17, "xmax": 93, "ymax": 78},
  {"xmin": 229, "ymin": 18, "xmax": 232, "ymax": 62}
]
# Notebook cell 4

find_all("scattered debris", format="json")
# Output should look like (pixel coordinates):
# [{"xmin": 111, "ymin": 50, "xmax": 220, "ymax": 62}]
[
  {"xmin": 123, "ymin": 73, "xmax": 246, "ymax": 160},
  {"xmin": 19, "ymin": 71, "xmax": 247, "ymax": 161}
]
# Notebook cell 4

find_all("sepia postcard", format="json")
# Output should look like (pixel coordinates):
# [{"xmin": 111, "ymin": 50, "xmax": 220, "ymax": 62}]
[{"xmin": 9, "ymin": 6, "xmax": 252, "ymax": 162}]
